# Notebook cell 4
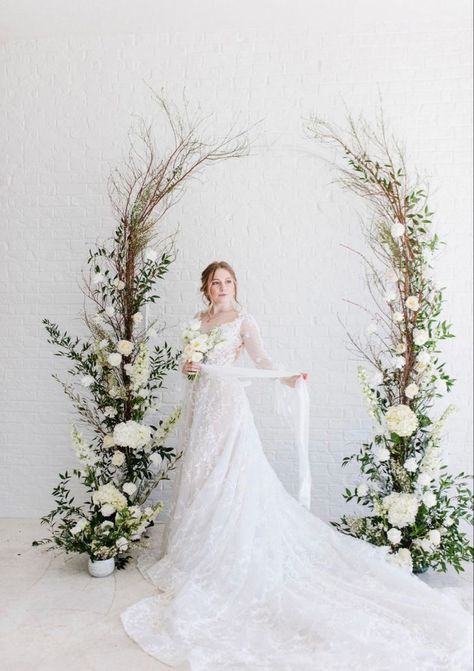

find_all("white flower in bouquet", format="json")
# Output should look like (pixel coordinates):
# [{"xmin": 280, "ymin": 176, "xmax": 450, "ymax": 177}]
[
  {"xmin": 125, "ymin": 343, "xmax": 150, "ymax": 391},
  {"xmin": 389, "ymin": 547, "xmax": 413, "ymax": 572},
  {"xmin": 387, "ymin": 527, "xmax": 402, "ymax": 544},
  {"xmin": 393, "ymin": 311, "xmax": 404, "ymax": 323},
  {"xmin": 111, "ymin": 451, "xmax": 125, "ymax": 467},
  {"xmin": 419, "ymin": 444, "xmax": 442, "ymax": 480},
  {"xmin": 145, "ymin": 248, "xmax": 158, "ymax": 262},
  {"xmin": 122, "ymin": 482, "xmax": 137, "ymax": 496},
  {"xmin": 356, "ymin": 484, "xmax": 369, "ymax": 497},
  {"xmin": 390, "ymin": 223, "xmax": 405, "ymax": 239},
  {"xmin": 182, "ymin": 321, "xmax": 226, "ymax": 381},
  {"xmin": 117, "ymin": 340, "xmax": 134, "ymax": 356},
  {"xmin": 404, "ymin": 383, "xmax": 419, "ymax": 399},
  {"xmin": 70, "ymin": 518, "xmax": 88, "ymax": 535},
  {"xmin": 382, "ymin": 492, "xmax": 419, "ymax": 528},
  {"xmin": 403, "ymin": 457, "xmax": 419, "ymax": 473},
  {"xmin": 93, "ymin": 272, "xmax": 105, "ymax": 284},
  {"xmin": 150, "ymin": 453, "xmax": 163, "ymax": 467},
  {"xmin": 385, "ymin": 404, "xmax": 418, "ymax": 437},
  {"xmin": 375, "ymin": 447, "xmax": 390, "ymax": 462},
  {"xmin": 116, "ymin": 537, "xmax": 129, "ymax": 551},
  {"xmin": 113, "ymin": 277, "xmax": 125, "ymax": 290},
  {"xmin": 405, "ymin": 296, "xmax": 420, "ymax": 311},
  {"xmin": 92, "ymin": 482, "xmax": 127, "ymax": 511},
  {"xmin": 101, "ymin": 503, "xmax": 116, "ymax": 517},
  {"xmin": 427, "ymin": 529, "xmax": 441, "ymax": 546},
  {"xmin": 80, "ymin": 375, "xmax": 94, "ymax": 387},
  {"xmin": 133, "ymin": 312, "xmax": 143, "ymax": 324},
  {"xmin": 103, "ymin": 434, "xmax": 115, "ymax": 448},
  {"xmin": 128, "ymin": 505, "xmax": 141, "ymax": 518},
  {"xmin": 71, "ymin": 426, "xmax": 99, "ymax": 467},
  {"xmin": 413, "ymin": 328, "xmax": 429, "ymax": 346},
  {"xmin": 108, "ymin": 352, "xmax": 122, "ymax": 367},
  {"xmin": 416, "ymin": 537, "xmax": 433, "ymax": 552},
  {"xmin": 422, "ymin": 491, "xmax": 437, "ymax": 508},
  {"xmin": 395, "ymin": 342, "xmax": 406, "ymax": 355},
  {"xmin": 113, "ymin": 420, "xmax": 152, "ymax": 450}
]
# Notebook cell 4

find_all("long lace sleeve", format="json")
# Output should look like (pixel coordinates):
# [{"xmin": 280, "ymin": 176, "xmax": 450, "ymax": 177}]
[{"xmin": 240, "ymin": 314, "xmax": 274, "ymax": 369}]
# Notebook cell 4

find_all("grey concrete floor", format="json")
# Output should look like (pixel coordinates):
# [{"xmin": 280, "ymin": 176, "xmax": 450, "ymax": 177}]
[{"xmin": 1, "ymin": 518, "xmax": 472, "ymax": 671}]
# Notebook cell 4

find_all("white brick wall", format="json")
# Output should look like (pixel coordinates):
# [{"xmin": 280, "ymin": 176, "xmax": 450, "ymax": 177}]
[{"xmin": 0, "ymin": 0, "xmax": 472, "ymax": 522}]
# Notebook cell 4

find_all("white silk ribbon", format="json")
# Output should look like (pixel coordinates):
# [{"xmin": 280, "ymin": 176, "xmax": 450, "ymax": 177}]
[{"xmin": 200, "ymin": 364, "xmax": 311, "ymax": 510}]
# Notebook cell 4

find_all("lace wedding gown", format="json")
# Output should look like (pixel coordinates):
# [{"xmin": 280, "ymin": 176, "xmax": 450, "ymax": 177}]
[{"xmin": 121, "ymin": 312, "xmax": 472, "ymax": 671}]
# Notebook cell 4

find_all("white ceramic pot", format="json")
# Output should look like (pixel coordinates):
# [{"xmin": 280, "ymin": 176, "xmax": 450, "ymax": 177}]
[{"xmin": 88, "ymin": 557, "xmax": 115, "ymax": 577}]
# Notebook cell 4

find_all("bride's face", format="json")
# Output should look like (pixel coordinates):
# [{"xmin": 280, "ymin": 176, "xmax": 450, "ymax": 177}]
[{"xmin": 208, "ymin": 268, "xmax": 235, "ymax": 305}]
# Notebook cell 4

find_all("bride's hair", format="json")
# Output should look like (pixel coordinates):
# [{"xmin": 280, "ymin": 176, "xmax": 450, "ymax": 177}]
[{"xmin": 200, "ymin": 261, "xmax": 240, "ymax": 308}]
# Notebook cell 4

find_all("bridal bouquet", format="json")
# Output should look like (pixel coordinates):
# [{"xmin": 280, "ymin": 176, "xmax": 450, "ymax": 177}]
[{"xmin": 182, "ymin": 318, "xmax": 226, "ymax": 380}]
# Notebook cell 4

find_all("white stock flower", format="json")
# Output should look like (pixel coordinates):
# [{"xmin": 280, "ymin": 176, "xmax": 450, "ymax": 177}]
[
  {"xmin": 356, "ymin": 484, "xmax": 369, "ymax": 497},
  {"xmin": 375, "ymin": 447, "xmax": 390, "ymax": 462},
  {"xmin": 406, "ymin": 296, "xmax": 420, "ymax": 311},
  {"xmin": 122, "ymin": 482, "xmax": 137, "ymax": 496},
  {"xmin": 393, "ymin": 312, "xmax": 404, "ymax": 323},
  {"xmin": 403, "ymin": 457, "xmax": 418, "ymax": 473},
  {"xmin": 117, "ymin": 340, "xmax": 134, "ymax": 356},
  {"xmin": 395, "ymin": 342, "xmax": 406, "ymax": 354},
  {"xmin": 389, "ymin": 547, "xmax": 413, "ymax": 572},
  {"xmin": 80, "ymin": 375, "xmax": 94, "ymax": 387},
  {"xmin": 390, "ymin": 223, "xmax": 405, "ymax": 239},
  {"xmin": 422, "ymin": 491, "xmax": 437, "ymax": 508},
  {"xmin": 385, "ymin": 404, "xmax": 418, "ymax": 437},
  {"xmin": 108, "ymin": 352, "xmax": 122, "ymax": 367},
  {"xmin": 387, "ymin": 527, "xmax": 402, "ymax": 544},
  {"xmin": 404, "ymin": 383, "xmax": 419, "ymax": 399},
  {"xmin": 133, "ymin": 312, "xmax": 144, "ymax": 324},
  {"xmin": 113, "ymin": 420, "xmax": 152, "ymax": 450},
  {"xmin": 111, "ymin": 451, "xmax": 125, "ymax": 467},
  {"xmin": 382, "ymin": 493, "xmax": 419, "ymax": 528},
  {"xmin": 145, "ymin": 248, "xmax": 158, "ymax": 262},
  {"xmin": 413, "ymin": 329, "xmax": 429, "ymax": 346}
]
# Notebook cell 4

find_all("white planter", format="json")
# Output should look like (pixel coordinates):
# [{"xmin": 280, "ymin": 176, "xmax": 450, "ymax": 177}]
[{"xmin": 88, "ymin": 557, "xmax": 115, "ymax": 577}]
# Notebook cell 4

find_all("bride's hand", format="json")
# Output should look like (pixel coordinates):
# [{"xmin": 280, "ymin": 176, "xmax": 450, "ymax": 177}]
[
  {"xmin": 182, "ymin": 361, "xmax": 202, "ymax": 375},
  {"xmin": 281, "ymin": 372, "xmax": 308, "ymax": 388}
]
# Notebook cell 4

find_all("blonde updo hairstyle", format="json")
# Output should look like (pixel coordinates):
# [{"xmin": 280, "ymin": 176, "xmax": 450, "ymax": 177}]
[{"xmin": 200, "ymin": 261, "xmax": 240, "ymax": 316}]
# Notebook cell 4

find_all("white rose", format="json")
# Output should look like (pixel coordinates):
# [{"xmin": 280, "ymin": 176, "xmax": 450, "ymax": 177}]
[
  {"xmin": 404, "ymin": 383, "xmax": 419, "ymax": 399},
  {"xmin": 413, "ymin": 329, "xmax": 429, "ymax": 346},
  {"xmin": 191, "ymin": 351, "xmax": 204, "ymax": 363},
  {"xmin": 406, "ymin": 296, "xmax": 420, "ymax": 311},
  {"xmin": 385, "ymin": 404, "xmax": 418, "ymax": 437},
  {"xmin": 403, "ymin": 457, "xmax": 418, "ymax": 473},
  {"xmin": 357, "ymin": 484, "xmax": 369, "ymax": 497},
  {"xmin": 422, "ymin": 492, "xmax": 437, "ymax": 508},
  {"xmin": 133, "ymin": 312, "xmax": 143, "ymax": 324},
  {"xmin": 395, "ymin": 342, "xmax": 406, "ymax": 354},
  {"xmin": 117, "ymin": 340, "xmax": 134, "ymax": 356},
  {"xmin": 122, "ymin": 482, "xmax": 137, "ymax": 496},
  {"xmin": 116, "ymin": 537, "xmax": 129, "ymax": 550},
  {"xmin": 387, "ymin": 527, "xmax": 402, "ymax": 544},
  {"xmin": 80, "ymin": 375, "xmax": 94, "ymax": 387},
  {"xmin": 111, "ymin": 451, "xmax": 125, "ymax": 467},
  {"xmin": 103, "ymin": 434, "xmax": 115, "ymax": 449},
  {"xmin": 393, "ymin": 312, "xmax": 404, "ymax": 323},
  {"xmin": 389, "ymin": 547, "xmax": 413, "ymax": 572},
  {"xmin": 108, "ymin": 352, "xmax": 122, "ymax": 367},
  {"xmin": 390, "ymin": 223, "xmax": 405, "ymax": 239},
  {"xmin": 145, "ymin": 248, "xmax": 158, "ymax": 262},
  {"xmin": 427, "ymin": 529, "xmax": 441, "ymax": 546},
  {"xmin": 375, "ymin": 447, "xmax": 390, "ymax": 462},
  {"xmin": 101, "ymin": 503, "xmax": 116, "ymax": 517}
]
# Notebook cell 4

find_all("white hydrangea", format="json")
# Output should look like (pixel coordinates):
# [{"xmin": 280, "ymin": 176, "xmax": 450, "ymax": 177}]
[
  {"xmin": 389, "ymin": 547, "xmax": 413, "ymax": 572},
  {"xmin": 113, "ymin": 420, "xmax": 152, "ymax": 450},
  {"xmin": 382, "ymin": 492, "xmax": 419, "ymax": 528},
  {"xmin": 92, "ymin": 482, "xmax": 127, "ymax": 512},
  {"xmin": 116, "ymin": 340, "xmax": 134, "ymax": 356},
  {"xmin": 101, "ymin": 503, "xmax": 116, "ymax": 517},
  {"xmin": 385, "ymin": 404, "xmax": 418, "ymax": 437},
  {"xmin": 116, "ymin": 537, "xmax": 129, "ymax": 551},
  {"xmin": 427, "ymin": 529, "xmax": 441, "ymax": 546}
]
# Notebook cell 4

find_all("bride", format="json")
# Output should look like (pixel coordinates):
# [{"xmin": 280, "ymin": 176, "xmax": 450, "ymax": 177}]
[{"xmin": 121, "ymin": 261, "xmax": 472, "ymax": 670}]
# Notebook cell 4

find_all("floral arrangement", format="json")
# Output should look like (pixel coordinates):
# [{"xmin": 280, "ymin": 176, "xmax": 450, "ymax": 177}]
[
  {"xmin": 308, "ymin": 114, "xmax": 473, "ymax": 574},
  {"xmin": 33, "ymin": 96, "xmax": 247, "ymax": 568},
  {"xmin": 182, "ymin": 318, "xmax": 226, "ymax": 380}
]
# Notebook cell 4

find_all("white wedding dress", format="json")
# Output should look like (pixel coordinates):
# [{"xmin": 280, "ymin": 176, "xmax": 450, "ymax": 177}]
[{"xmin": 121, "ymin": 312, "xmax": 472, "ymax": 671}]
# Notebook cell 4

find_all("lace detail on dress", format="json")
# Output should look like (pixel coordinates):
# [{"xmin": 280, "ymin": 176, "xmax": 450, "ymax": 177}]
[{"xmin": 121, "ymin": 312, "xmax": 473, "ymax": 671}]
